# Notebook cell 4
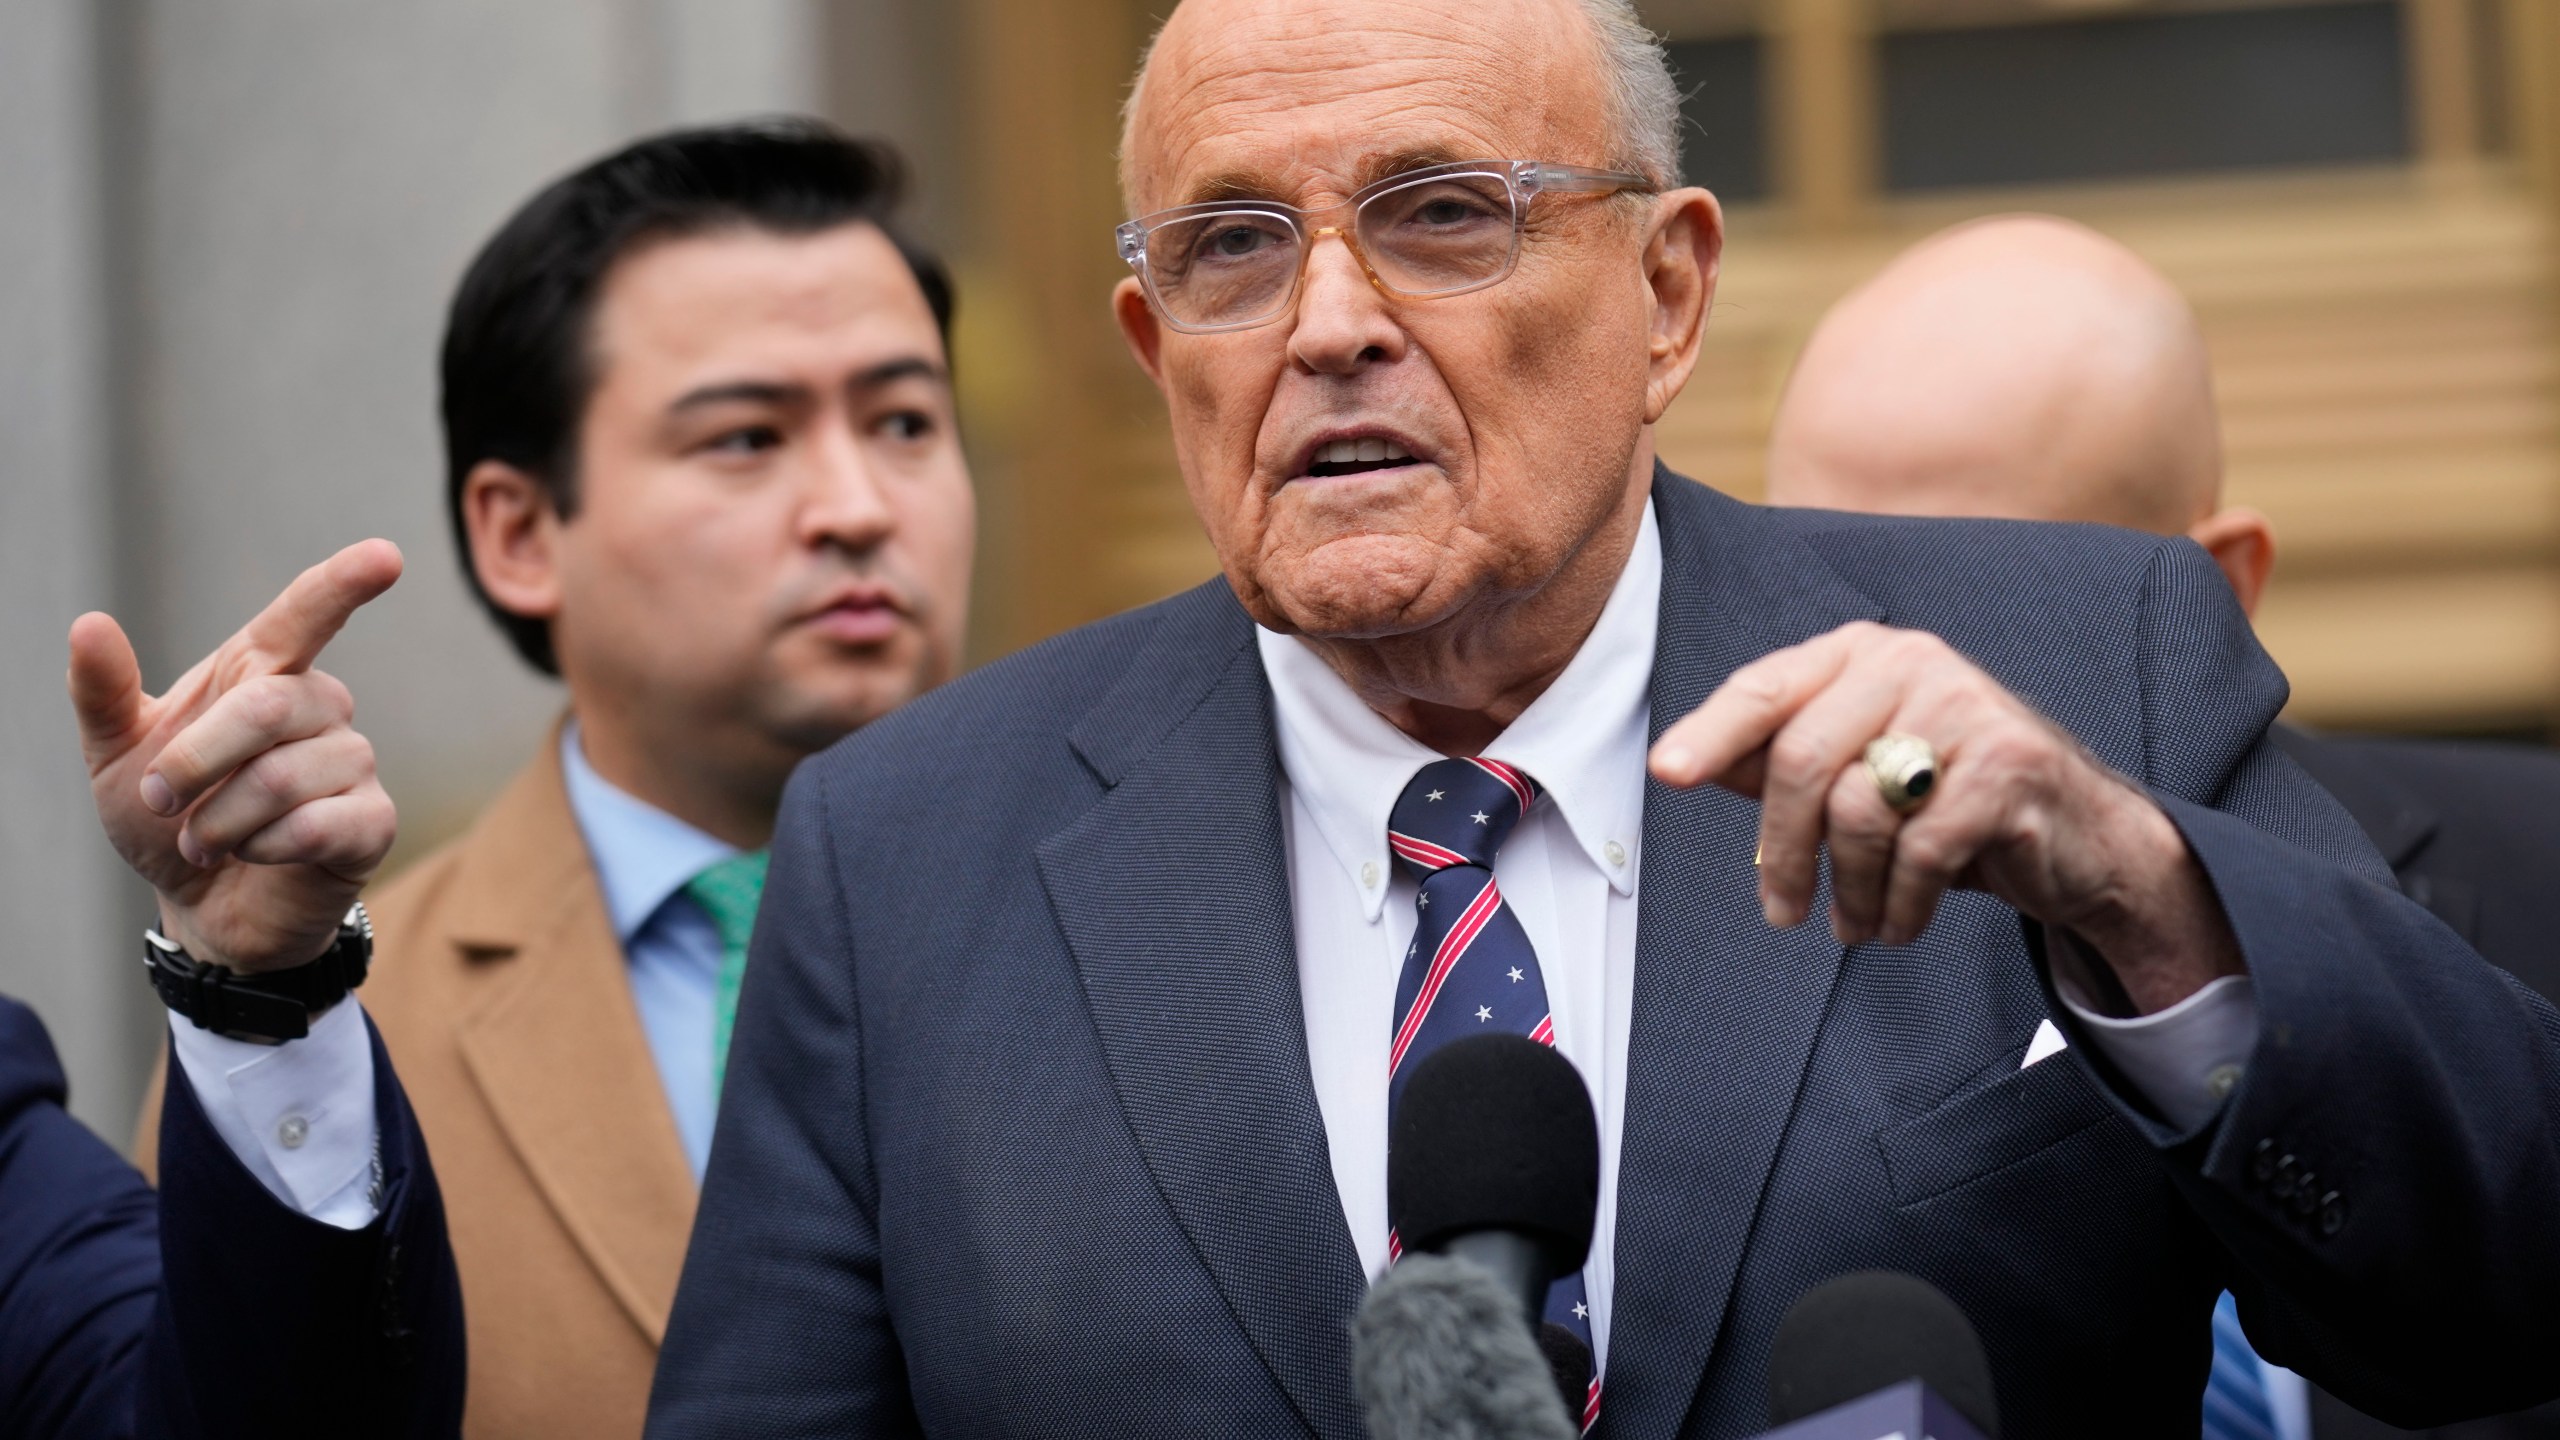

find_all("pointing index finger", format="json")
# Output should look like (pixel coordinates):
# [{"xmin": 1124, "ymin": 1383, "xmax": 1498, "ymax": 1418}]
[
  {"xmin": 231, "ymin": 540, "xmax": 404, "ymax": 677},
  {"xmin": 1648, "ymin": 628, "xmax": 1856, "ymax": 789}
]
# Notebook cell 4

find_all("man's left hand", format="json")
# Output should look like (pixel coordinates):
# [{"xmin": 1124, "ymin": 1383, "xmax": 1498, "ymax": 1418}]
[{"xmin": 1648, "ymin": 620, "xmax": 2241, "ymax": 1014}]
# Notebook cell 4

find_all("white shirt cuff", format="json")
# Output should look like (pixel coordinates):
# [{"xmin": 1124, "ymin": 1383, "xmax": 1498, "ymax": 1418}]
[
  {"xmin": 2053, "ymin": 969, "xmax": 2258, "ymax": 1134},
  {"xmin": 166, "ymin": 998, "xmax": 381, "ymax": 1229}
]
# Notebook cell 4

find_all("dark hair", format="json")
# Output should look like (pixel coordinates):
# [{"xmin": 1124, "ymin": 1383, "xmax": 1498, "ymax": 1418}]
[{"xmin": 439, "ymin": 118, "xmax": 955, "ymax": 674}]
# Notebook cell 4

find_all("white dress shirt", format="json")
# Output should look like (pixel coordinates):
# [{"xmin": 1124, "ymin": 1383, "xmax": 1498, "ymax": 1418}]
[
  {"xmin": 1260, "ymin": 497, "xmax": 2260, "ymax": 1370},
  {"xmin": 169, "ymin": 995, "xmax": 379, "ymax": 1228}
]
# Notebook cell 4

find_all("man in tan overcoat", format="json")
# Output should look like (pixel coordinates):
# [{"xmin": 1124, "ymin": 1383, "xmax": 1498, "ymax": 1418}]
[{"xmin": 142, "ymin": 119, "xmax": 976, "ymax": 1438}]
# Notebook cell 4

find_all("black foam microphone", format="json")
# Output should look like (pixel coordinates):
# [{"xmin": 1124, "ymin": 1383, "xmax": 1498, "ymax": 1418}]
[
  {"xmin": 1766, "ymin": 1271, "xmax": 2001, "ymax": 1438},
  {"xmin": 1387, "ymin": 1032, "xmax": 1601, "ymax": 1327}
]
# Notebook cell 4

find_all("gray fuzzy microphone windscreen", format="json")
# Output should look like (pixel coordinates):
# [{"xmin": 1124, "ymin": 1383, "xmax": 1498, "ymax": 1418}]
[{"xmin": 1354, "ymin": 1253, "xmax": 1579, "ymax": 1440}]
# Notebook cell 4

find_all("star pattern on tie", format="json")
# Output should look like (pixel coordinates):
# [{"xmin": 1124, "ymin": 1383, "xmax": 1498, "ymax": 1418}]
[{"xmin": 1384, "ymin": 755, "xmax": 1598, "ymax": 1432}]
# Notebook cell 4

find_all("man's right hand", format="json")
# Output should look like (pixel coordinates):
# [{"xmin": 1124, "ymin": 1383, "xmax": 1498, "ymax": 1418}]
[{"xmin": 68, "ymin": 540, "xmax": 403, "ymax": 975}]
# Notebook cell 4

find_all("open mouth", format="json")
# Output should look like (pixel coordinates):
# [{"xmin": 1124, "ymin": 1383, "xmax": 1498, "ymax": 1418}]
[{"xmin": 1305, "ymin": 436, "xmax": 1421, "ymax": 479}]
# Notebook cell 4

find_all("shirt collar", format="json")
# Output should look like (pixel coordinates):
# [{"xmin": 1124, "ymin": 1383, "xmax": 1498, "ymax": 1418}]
[
  {"xmin": 1258, "ymin": 498, "xmax": 1662, "ymax": 921},
  {"xmin": 558, "ymin": 720, "xmax": 741, "ymax": 946}
]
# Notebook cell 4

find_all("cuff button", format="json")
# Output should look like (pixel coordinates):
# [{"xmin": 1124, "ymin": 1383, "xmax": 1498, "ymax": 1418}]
[
  {"xmin": 2250, "ymin": 1138, "xmax": 2277, "ymax": 1184},
  {"xmin": 2318, "ymin": 1192, "xmax": 2347, "ymax": 1237}
]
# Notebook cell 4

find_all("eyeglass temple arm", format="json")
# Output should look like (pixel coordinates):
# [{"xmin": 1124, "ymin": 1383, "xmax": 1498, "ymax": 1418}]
[{"xmin": 1523, "ymin": 162, "xmax": 1657, "ymax": 193}]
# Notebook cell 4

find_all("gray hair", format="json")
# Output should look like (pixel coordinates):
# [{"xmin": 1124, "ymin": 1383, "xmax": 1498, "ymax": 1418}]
[
  {"xmin": 1118, "ymin": 0, "xmax": 1683, "ymax": 210},
  {"xmin": 1575, "ymin": 0, "xmax": 1682, "ymax": 189}
]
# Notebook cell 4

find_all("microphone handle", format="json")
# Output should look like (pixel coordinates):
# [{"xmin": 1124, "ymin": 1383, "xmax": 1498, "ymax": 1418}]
[{"xmin": 1442, "ymin": 1230, "xmax": 1557, "ymax": 1331}]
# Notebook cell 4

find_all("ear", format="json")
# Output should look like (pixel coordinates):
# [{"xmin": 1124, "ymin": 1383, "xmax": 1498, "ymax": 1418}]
[
  {"xmin": 2185, "ymin": 505, "xmax": 2277, "ymax": 620},
  {"xmin": 1639, "ymin": 187, "xmax": 1723, "ymax": 426},
  {"xmin": 460, "ymin": 460, "xmax": 568, "ymax": 623},
  {"xmin": 1113, "ymin": 276, "xmax": 1169, "ymax": 391}
]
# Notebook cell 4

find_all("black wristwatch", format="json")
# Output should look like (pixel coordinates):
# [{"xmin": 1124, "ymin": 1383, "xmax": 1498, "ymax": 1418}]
[{"xmin": 144, "ymin": 902, "xmax": 373, "ymax": 1043}]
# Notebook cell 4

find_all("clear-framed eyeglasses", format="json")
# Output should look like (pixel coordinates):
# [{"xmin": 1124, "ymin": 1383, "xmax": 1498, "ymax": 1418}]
[{"xmin": 1115, "ymin": 159, "xmax": 1655, "ymax": 335}]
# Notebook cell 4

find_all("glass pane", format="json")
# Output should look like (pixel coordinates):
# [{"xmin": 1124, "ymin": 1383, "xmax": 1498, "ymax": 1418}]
[
  {"xmin": 1666, "ymin": 35, "xmax": 1767, "ymax": 201},
  {"xmin": 1147, "ymin": 211, "xmax": 1301, "ymax": 324},
  {"xmin": 1882, "ymin": 1, "xmax": 2409, "ymax": 191},
  {"xmin": 1359, "ymin": 172, "xmax": 1518, "ymax": 293}
]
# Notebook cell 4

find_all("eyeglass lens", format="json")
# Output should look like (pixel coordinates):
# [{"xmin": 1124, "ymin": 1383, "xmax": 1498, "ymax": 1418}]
[{"xmin": 1143, "ymin": 171, "xmax": 1523, "ymax": 329}]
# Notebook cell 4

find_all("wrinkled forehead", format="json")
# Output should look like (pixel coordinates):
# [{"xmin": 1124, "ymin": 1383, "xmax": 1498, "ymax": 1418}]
[{"xmin": 1125, "ymin": 0, "xmax": 1609, "ymax": 213}]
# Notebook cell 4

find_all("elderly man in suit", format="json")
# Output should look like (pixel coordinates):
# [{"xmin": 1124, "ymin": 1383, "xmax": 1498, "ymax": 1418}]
[
  {"xmin": 651, "ymin": 1, "xmax": 2560, "ymax": 1435},
  {"xmin": 9, "ymin": 541, "xmax": 463, "ymax": 1438},
  {"xmin": 1764, "ymin": 213, "xmax": 2560, "ymax": 1440},
  {"xmin": 136, "ymin": 122, "xmax": 974, "ymax": 1439}
]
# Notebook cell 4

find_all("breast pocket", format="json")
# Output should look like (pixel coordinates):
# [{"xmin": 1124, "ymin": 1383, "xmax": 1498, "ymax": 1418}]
[{"xmin": 1875, "ymin": 1046, "xmax": 2121, "ymax": 1207}]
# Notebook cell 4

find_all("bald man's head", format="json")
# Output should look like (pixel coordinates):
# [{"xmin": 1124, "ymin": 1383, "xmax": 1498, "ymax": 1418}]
[{"xmin": 1766, "ymin": 215, "xmax": 2222, "ymax": 535}]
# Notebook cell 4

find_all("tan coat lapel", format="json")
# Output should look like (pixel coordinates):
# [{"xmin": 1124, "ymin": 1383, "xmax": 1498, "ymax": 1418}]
[{"xmin": 443, "ymin": 738, "xmax": 699, "ymax": 1344}]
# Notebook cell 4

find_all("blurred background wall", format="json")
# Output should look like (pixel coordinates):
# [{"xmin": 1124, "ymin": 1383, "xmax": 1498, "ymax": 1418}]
[
  {"xmin": 0, "ymin": 0, "xmax": 840, "ymax": 1133},
  {"xmin": 2, "ymin": 0, "xmax": 2553, "ymax": 1137}
]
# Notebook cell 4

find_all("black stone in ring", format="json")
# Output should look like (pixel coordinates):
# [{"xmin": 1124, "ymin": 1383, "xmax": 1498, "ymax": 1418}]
[{"xmin": 1864, "ymin": 733, "xmax": 1938, "ymax": 815}]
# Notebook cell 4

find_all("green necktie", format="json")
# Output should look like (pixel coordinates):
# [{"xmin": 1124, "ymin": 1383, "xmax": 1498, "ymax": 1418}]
[{"xmin": 685, "ymin": 850, "xmax": 769, "ymax": 1103}]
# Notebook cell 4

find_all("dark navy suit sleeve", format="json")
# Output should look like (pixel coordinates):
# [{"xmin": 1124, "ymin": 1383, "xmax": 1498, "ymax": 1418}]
[
  {"xmin": 649, "ymin": 764, "xmax": 920, "ymax": 1439},
  {"xmin": 0, "ymin": 996, "xmax": 463, "ymax": 1440},
  {"xmin": 140, "ymin": 1009, "xmax": 467, "ymax": 1440},
  {"xmin": 2060, "ymin": 543, "xmax": 2560, "ymax": 1425},
  {"xmin": 0, "ymin": 999, "xmax": 158, "ymax": 1440}
]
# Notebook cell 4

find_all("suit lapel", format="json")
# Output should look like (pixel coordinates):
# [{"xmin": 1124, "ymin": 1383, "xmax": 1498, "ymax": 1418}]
[
  {"xmin": 444, "ymin": 739, "xmax": 700, "ymax": 1346},
  {"xmin": 1035, "ymin": 585, "xmax": 1368, "ymax": 1440},
  {"xmin": 1601, "ymin": 473, "xmax": 1885, "ymax": 1439}
]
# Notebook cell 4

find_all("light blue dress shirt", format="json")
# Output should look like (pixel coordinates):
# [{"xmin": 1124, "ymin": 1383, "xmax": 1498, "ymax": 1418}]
[
  {"xmin": 2256, "ymin": 1325, "xmax": 2312, "ymax": 1440},
  {"xmin": 558, "ymin": 723, "xmax": 737, "ymax": 1179}
]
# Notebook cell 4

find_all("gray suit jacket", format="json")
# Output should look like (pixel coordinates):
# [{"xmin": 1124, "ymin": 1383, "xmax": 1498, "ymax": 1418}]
[
  {"xmin": 2270, "ymin": 727, "xmax": 2560, "ymax": 1438},
  {"xmin": 652, "ymin": 469, "xmax": 2560, "ymax": 1438}
]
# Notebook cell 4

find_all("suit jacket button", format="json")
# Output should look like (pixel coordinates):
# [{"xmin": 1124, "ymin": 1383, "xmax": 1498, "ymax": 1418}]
[
  {"xmin": 2271, "ymin": 1155, "xmax": 2300, "ymax": 1198},
  {"xmin": 2251, "ymin": 1138, "xmax": 2277, "ymax": 1183},
  {"xmin": 2318, "ymin": 1192, "xmax": 2347, "ymax": 1237},
  {"xmin": 2290, "ymin": 1173, "xmax": 2319, "ymax": 1216}
]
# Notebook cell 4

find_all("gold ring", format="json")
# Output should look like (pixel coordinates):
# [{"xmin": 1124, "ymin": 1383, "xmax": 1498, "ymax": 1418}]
[{"xmin": 1864, "ymin": 733, "xmax": 1938, "ymax": 815}]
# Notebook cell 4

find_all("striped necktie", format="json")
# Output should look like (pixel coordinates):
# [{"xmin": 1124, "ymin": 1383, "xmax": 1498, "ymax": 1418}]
[
  {"xmin": 2203, "ymin": 1290, "xmax": 2280, "ymax": 1440},
  {"xmin": 685, "ymin": 849, "xmax": 769, "ymax": 1104},
  {"xmin": 1387, "ymin": 756, "xmax": 1601, "ymax": 1432}
]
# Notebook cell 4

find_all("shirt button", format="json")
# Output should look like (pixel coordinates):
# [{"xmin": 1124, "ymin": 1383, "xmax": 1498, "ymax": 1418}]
[
  {"xmin": 1360, "ymin": 861, "xmax": 1380, "ymax": 889},
  {"xmin": 276, "ymin": 1115, "xmax": 310, "ymax": 1150},
  {"xmin": 1604, "ymin": 840, "xmax": 1628, "ymax": 868},
  {"xmin": 2205, "ymin": 1064, "xmax": 2243, "ymax": 1100}
]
